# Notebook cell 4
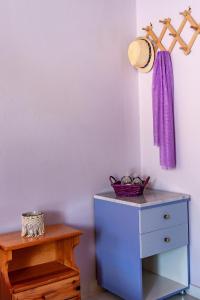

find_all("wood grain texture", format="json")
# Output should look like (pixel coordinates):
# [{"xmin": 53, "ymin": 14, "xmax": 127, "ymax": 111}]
[
  {"xmin": 9, "ymin": 261, "xmax": 79, "ymax": 292},
  {"xmin": 0, "ymin": 224, "xmax": 82, "ymax": 251},
  {"xmin": 0, "ymin": 224, "xmax": 82, "ymax": 300},
  {"xmin": 9, "ymin": 242, "xmax": 57, "ymax": 271},
  {"xmin": 12, "ymin": 276, "xmax": 80, "ymax": 300}
]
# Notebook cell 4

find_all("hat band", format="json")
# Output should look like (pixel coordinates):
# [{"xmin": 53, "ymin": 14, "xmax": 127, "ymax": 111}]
[{"xmin": 140, "ymin": 39, "xmax": 152, "ymax": 68}]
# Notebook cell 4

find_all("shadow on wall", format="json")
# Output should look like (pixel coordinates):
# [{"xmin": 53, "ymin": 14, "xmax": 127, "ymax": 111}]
[
  {"xmin": 42, "ymin": 210, "xmax": 66, "ymax": 225},
  {"xmin": 70, "ymin": 223, "xmax": 97, "ymax": 298}
]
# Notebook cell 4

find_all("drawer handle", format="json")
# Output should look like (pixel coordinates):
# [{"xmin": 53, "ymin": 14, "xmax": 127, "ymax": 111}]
[
  {"xmin": 163, "ymin": 213, "xmax": 171, "ymax": 220},
  {"xmin": 164, "ymin": 237, "xmax": 171, "ymax": 243}
]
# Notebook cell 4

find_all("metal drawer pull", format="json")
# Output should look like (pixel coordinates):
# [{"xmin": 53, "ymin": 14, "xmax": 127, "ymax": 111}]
[
  {"xmin": 163, "ymin": 213, "xmax": 171, "ymax": 220},
  {"xmin": 164, "ymin": 237, "xmax": 171, "ymax": 243}
]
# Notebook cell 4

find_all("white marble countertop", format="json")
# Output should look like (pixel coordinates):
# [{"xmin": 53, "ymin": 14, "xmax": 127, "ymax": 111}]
[{"xmin": 94, "ymin": 189, "xmax": 190, "ymax": 208}]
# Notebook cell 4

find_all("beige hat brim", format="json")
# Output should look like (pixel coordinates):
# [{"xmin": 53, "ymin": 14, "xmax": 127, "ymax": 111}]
[{"xmin": 129, "ymin": 37, "xmax": 155, "ymax": 73}]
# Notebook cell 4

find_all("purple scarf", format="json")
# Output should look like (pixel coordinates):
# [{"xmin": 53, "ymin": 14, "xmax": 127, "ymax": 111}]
[{"xmin": 152, "ymin": 51, "xmax": 176, "ymax": 169}]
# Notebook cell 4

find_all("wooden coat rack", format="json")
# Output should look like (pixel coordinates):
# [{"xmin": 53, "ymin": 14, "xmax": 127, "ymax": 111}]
[{"xmin": 142, "ymin": 7, "xmax": 200, "ymax": 55}]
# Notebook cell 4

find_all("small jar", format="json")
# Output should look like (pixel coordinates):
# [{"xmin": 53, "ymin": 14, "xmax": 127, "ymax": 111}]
[{"xmin": 21, "ymin": 211, "xmax": 45, "ymax": 237}]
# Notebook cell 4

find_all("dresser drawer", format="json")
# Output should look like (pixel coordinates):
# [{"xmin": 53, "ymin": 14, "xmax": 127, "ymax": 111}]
[
  {"xmin": 140, "ymin": 223, "xmax": 188, "ymax": 258},
  {"xmin": 139, "ymin": 201, "xmax": 188, "ymax": 233},
  {"xmin": 13, "ymin": 276, "xmax": 80, "ymax": 300}
]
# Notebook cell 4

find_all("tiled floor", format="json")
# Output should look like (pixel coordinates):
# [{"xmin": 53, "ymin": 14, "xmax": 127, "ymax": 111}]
[{"xmin": 90, "ymin": 291, "xmax": 198, "ymax": 300}]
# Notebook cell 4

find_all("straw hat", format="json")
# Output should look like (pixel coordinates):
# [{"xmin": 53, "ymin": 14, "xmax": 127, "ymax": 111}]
[{"xmin": 128, "ymin": 37, "xmax": 155, "ymax": 73}]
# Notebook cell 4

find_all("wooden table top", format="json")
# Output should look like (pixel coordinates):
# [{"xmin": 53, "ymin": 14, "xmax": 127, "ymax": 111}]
[{"xmin": 0, "ymin": 224, "xmax": 82, "ymax": 251}]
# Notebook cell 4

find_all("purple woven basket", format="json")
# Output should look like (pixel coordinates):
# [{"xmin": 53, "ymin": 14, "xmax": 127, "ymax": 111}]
[{"xmin": 109, "ymin": 176, "xmax": 150, "ymax": 197}]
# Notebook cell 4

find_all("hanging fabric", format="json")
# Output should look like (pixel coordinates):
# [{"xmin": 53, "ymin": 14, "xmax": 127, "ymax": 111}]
[{"xmin": 152, "ymin": 51, "xmax": 176, "ymax": 169}]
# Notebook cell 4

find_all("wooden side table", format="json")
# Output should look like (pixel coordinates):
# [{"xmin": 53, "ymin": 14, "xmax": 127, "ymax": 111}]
[{"xmin": 0, "ymin": 224, "xmax": 82, "ymax": 300}]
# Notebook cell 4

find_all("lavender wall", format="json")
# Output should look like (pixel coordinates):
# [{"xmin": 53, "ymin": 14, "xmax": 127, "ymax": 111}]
[
  {"xmin": 0, "ymin": 0, "xmax": 139, "ymax": 297},
  {"xmin": 137, "ymin": 0, "xmax": 200, "ymax": 293}
]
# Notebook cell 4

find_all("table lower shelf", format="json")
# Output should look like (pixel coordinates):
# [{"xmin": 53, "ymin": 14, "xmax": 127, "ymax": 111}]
[
  {"xmin": 143, "ymin": 270, "xmax": 187, "ymax": 300},
  {"xmin": 9, "ymin": 261, "xmax": 79, "ymax": 293}
]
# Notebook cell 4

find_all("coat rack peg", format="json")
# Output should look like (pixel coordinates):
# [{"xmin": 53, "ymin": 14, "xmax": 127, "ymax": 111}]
[
  {"xmin": 180, "ymin": 46, "xmax": 188, "ymax": 52},
  {"xmin": 142, "ymin": 26, "xmax": 152, "ymax": 33},
  {"xmin": 185, "ymin": 49, "xmax": 191, "ymax": 55},
  {"xmin": 190, "ymin": 25, "xmax": 198, "ymax": 30},
  {"xmin": 180, "ymin": 7, "xmax": 191, "ymax": 17},
  {"xmin": 159, "ymin": 18, "xmax": 171, "ymax": 25},
  {"xmin": 180, "ymin": 11, "xmax": 187, "ymax": 17},
  {"xmin": 169, "ymin": 33, "xmax": 177, "ymax": 37},
  {"xmin": 159, "ymin": 19, "xmax": 167, "ymax": 24},
  {"xmin": 143, "ymin": 23, "xmax": 155, "ymax": 36}
]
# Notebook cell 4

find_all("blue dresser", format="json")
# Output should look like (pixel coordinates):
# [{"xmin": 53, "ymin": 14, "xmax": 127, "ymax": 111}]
[{"xmin": 94, "ymin": 189, "xmax": 190, "ymax": 300}]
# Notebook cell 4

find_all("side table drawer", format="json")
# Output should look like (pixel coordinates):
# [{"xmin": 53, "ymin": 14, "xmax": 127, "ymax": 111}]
[
  {"xmin": 139, "ymin": 201, "xmax": 188, "ymax": 233},
  {"xmin": 140, "ymin": 223, "xmax": 188, "ymax": 258},
  {"xmin": 13, "ymin": 276, "xmax": 80, "ymax": 300}
]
